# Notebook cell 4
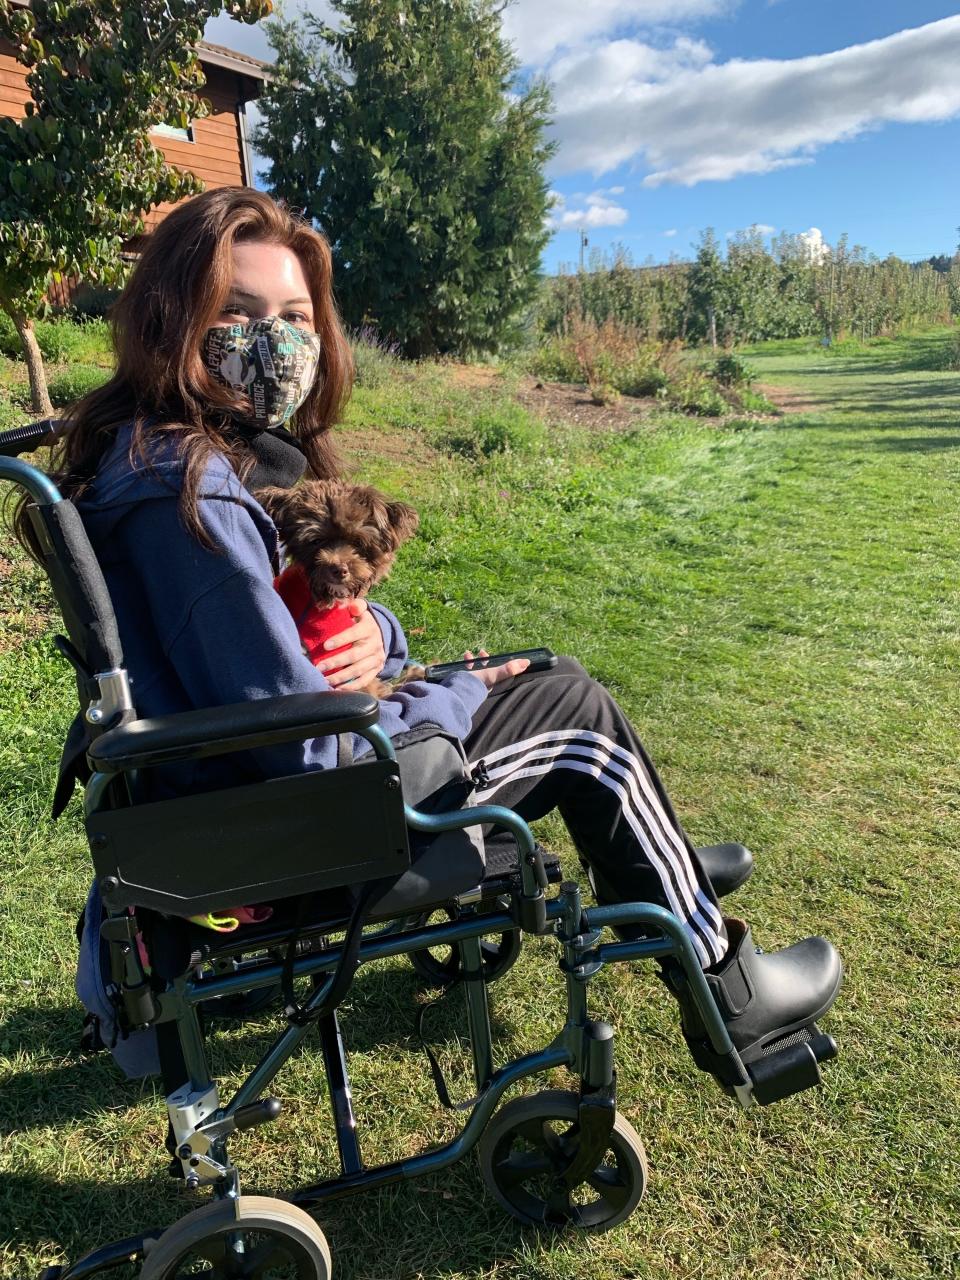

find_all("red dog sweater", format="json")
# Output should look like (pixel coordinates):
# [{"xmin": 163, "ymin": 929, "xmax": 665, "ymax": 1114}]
[{"xmin": 274, "ymin": 563, "xmax": 355, "ymax": 664}]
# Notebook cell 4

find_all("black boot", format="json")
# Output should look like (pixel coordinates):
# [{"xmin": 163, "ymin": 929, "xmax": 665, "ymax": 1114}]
[
  {"xmin": 695, "ymin": 843, "xmax": 753, "ymax": 898},
  {"xmin": 586, "ymin": 842, "xmax": 752, "ymax": 913},
  {"xmin": 662, "ymin": 918, "xmax": 842, "ymax": 1089}
]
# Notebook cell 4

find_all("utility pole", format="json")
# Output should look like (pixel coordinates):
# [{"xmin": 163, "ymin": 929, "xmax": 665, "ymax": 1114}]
[{"xmin": 579, "ymin": 228, "xmax": 588, "ymax": 272}]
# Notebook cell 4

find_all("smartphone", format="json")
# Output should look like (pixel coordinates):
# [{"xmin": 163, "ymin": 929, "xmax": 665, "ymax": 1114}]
[{"xmin": 424, "ymin": 648, "xmax": 557, "ymax": 682}]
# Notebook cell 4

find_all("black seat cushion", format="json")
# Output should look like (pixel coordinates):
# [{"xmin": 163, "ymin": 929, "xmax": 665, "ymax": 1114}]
[
  {"xmin": 367, "ymin": 829, "xmax": 485, "ymax": 917},
  {"xmin": 144, "ymin": 828, "xmax": 486, "ymax": 980},
  {"xmin": 145, "ymin": 832, "xmax": 561, "ymax": 981}
]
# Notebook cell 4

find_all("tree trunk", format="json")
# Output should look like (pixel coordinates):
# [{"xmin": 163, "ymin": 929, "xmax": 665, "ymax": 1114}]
[
  {"xmin": 9, "ymin": 309, "xmax": 53, "ymax": 418},
  {"xmin": 707, "ymin": 306, "xmax": 717, "ymax": 350}
]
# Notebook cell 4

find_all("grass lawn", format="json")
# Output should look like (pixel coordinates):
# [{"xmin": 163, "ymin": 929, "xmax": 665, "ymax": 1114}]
[{"xmin": 1, "ymin": 326, "xmax": 958, "ymax": 1279}]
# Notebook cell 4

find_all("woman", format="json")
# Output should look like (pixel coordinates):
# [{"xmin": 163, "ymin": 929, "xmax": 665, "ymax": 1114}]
[{"xmin": 22, "ymin": 188, "xmax": 840, "ymax": 1090}]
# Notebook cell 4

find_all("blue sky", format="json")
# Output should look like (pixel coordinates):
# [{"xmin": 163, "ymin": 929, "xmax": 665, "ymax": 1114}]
[{"xmin": 204, "ymin": 1, "xmax": 960, "ymax": 272}]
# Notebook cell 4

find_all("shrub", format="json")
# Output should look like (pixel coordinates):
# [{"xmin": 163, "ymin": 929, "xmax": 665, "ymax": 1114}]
[
  {"xmin": 618, "ymin": 341, "xmax": 681, "ymax": 396},
  {"xmin": 437, "ymin": 401, "xmax": 542, "ymax": 458},
  {"xmin": 0, "ymin": 317, "xmax": 69, "ymax": 362},
  {"xmin": 46, "ymin": 364, "xmax": 110, "ymax": 407},
  {"xmin": 941, "ymin": 328, "xmax": 960, "ymax": 371},
  {"xmin": 530, "ymin": 337, "xmax": 581, "ymax": 383},
  {"xmin": 737, "ymin": 386, "xmax": 778, "ymax": 414},
  {"xmin": 531, "ymin": 316, "xmax": 680, "ymax": 400},
  {"xmin": 665, "ymin": 370, "xmax": 727, "ymax": 417},
  {"xmin": 0, "ymin": 316, "xmax": 112, "ymax": 365},
  {"xmin": 350, "ymin": 326, "xmax": 402, "ymax": 389},
  {"xmin": 823, "ymin": 335, "xmax": 868, "ymax": 357},
  {"xmin": 710, "ymin": 352, "xmax": 755, "ymax": 387},
  {"xmin": 0, "ymin": 312, "xmax": 14, "ymax": 357},
  {"xmin": 588, "ymin": 380, "xmax": 620, "ymax": 406},
  {"xmin": 48, "ymin": 318, "xmax": 112, "ymax": 365}
]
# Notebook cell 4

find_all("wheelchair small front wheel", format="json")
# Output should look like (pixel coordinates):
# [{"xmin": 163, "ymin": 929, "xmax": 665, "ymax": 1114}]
[
  {"xmin": 140, "ymin": 1196, "xmax": 332, "ymax": 1280},
  {"xmin": 478, "ymin": 1089, "xmax": 648, "ymax": 1232},
  {"xmin": 408, "ymin": 909, "xmax": 522, "ymax": 988}
]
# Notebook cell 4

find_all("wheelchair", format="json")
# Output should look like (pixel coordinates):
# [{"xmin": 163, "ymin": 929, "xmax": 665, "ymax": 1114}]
[{"xmin": 1, "ymin": 422, "xmax": 839, "ymax": 1280}]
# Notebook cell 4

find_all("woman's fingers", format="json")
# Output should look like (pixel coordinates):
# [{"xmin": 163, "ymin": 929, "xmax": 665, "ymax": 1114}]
[
  {"xmin": 324, "ymin": 650, "xmax": 383, "ymax": 687},
  {"xmin": 462, "ymin": 648, "xmax": 530, "ymax": 688},
  {"xmin": 314, "ymin": 599, "xmax": 387, "ymax": 684}
]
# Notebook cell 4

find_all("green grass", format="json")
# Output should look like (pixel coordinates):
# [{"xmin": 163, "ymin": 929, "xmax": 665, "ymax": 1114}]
[
  {"xmin": 2, "ymin": 326, "xmax": 959, "ymax": 1279},
  {"xmin": 0, "ymin": 319, "xmax": 113, "ymax": 420}
]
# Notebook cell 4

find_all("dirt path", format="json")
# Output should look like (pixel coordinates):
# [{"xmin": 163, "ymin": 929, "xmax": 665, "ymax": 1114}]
[
  {"xmin": 449, "ymin": 363, "xmax": 657, "ymax": 430},
  {"xmin": 755, "ymin": 382, "xmax": 823, "ymax": 415}
]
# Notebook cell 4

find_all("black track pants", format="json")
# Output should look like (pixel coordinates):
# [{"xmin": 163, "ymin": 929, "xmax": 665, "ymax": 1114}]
[{"xmin": 463, "ymin": 657, "xmax": 728, "ymax": 968}]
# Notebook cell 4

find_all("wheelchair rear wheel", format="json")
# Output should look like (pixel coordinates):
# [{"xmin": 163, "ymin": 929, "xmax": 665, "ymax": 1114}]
[
  {"xmin": 140, "ymin": 1196, "xmax": 332, "ymax": 1280},
  {"xmin": 408, "ymin": 908, "xmax": 522, "ymax": 987},
  {"xmin": 478, "ymin": 1090, "xmax": 648, "ymax": 1232}
]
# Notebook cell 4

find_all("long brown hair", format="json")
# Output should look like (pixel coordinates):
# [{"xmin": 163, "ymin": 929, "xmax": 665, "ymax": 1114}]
[{"xmin": 21, "ymin": 187, "xmax": 352, "ymax": 546}]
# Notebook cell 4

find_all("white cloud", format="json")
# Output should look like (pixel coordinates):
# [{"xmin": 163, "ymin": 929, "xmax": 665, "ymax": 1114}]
[
  {"xmin": 798, "ymin": 227, "xmax": 830, "ymax": 263},
  {"xmin": 503, "ymin": 0, "xmax": 732, "ymax": 66},
  {"xmin": 204, "ymin": 7, "xmax": 960, "ymax": 200},
  {"xmin": 205, "ymin": 1, "xmax": 731, "ymax": 68},
  {"xmin": 549, "ymin": 190, "xmax": 628, "ymax": 230},
  {"xmin": 727, "ymin": 223, "xmax": 776, "ymax": 237},
  {"xmin": 547, "ymin": 16, "xmax": 960, "ymax": 184},
  {"xmin": 663, "ymin": 229, "xmax": 678, "ymax": 237}
]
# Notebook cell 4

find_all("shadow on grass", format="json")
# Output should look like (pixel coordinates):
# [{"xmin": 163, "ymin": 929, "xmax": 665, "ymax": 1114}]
[
  {"xmin": 860, "ymin": 434, "xmax": 960, "ymax": 453},
  {"xmin": 0, "ymin": 1167, "xmax": 174, "ymax": 1268},
  {"xmin": 3, "ymin": 1161, "xmax": 547, "ymax": 1280},
  {"xmin": 0, "ymin": 962, "xmax": 513, "ymax": 1136},
  {"xmin": 762, "ymin": 369, "xmax": 960, "ymax": 431}
]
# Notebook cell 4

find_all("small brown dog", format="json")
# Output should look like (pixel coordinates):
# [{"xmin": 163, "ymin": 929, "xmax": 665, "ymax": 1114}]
[{"xmin": 258, "ymin": 479, "xmax": 420, "ymax": 696}]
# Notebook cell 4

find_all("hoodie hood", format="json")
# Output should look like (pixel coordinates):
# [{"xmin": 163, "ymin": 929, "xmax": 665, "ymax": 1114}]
[{"xmin": 79, "ymin": 422, "xmax": 279, "ymax": 565}]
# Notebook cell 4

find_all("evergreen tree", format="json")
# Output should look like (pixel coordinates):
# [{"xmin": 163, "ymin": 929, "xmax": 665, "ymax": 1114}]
[{"xmin": 256, "ymin": 0, "xmax": 554, "ymax": 357}]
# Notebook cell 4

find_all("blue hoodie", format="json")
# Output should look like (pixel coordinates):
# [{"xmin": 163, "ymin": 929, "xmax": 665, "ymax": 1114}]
[{"xmin": 77, "ymin": 424, "xmax": 488, "ymax": 797}]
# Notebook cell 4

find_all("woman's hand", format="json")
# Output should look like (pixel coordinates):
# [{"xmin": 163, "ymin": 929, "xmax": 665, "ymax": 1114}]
[
  {"xmin": 461, "ymin": 649, "xmax": 530, "ymax": 689},
  {"xmin": 314, "ymin": 599, "xmax": 387, "ymax": 687}
]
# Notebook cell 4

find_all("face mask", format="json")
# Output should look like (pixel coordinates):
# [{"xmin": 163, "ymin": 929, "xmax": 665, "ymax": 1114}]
[{"xmin": 202, "ymin": 316, "xmax": 323, "ymax": 428}]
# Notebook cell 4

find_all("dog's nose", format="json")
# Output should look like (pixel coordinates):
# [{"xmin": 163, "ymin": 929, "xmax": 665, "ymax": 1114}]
[{"xmin": 333, "ymin": 564, "xmax": 349, "ymax": 580}]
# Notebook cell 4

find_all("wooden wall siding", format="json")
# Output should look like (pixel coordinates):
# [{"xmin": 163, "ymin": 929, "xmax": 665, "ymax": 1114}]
[
  {"xmin": 0, "ymin": 49, "xmax": 247, "ymax": 231},
  {"xmin": 143, "ymin": 67, "xmax": 246, "ymax": 229},
  {"xmin": 0, "ymin": 40, "xmax": 30, "ymax": 119},
  {"xmin": 47, "ymin": 274, "xmax": 78, "ymax": 308}
]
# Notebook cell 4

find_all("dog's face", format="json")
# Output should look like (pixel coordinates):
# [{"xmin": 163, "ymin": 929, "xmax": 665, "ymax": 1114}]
[{"xmin": 259, "ymin": 480, "xmax": 419, "ymax": 605}]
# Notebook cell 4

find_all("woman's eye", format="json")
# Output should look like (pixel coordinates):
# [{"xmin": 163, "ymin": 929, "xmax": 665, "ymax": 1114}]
[{"xmin": 284, "ymin": 311, "xmax": 312, "ymax": 327}]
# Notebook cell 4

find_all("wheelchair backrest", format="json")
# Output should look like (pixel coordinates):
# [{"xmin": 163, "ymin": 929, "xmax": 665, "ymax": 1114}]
[{"xmin": 27, "ymin": 498, "xmax": 126, "ymax": 681}]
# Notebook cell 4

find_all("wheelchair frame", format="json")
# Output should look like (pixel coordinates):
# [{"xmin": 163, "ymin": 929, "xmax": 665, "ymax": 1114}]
[{"xmin": 1, "ymin": 444, "xmax": 832, "ymax": 1280}]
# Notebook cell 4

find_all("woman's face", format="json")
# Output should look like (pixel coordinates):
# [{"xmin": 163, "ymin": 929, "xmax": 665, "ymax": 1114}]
[{"xmin": 218, "ymin": 240, "xmax": 315, "ymax": 331}]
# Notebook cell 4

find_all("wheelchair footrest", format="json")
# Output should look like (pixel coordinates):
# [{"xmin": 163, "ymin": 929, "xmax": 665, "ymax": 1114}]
[{"xmin": 746, "ymin": 1024, "xmax": 838, "ymax": 1106}]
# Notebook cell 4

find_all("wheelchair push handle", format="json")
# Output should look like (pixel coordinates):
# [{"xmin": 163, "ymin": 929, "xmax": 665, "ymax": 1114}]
[{"xmin": 0, "ymin": 417, "xmax": 66, "ymax": 457}]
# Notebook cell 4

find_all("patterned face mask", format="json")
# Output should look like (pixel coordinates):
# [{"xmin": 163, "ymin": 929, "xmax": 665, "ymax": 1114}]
[{"xmin": 201, "ymin": 316, "xmax": 323, "ymax": 428}]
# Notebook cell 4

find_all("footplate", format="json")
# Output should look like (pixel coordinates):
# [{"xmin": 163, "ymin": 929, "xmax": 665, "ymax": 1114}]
[{"xmin": 744, "ymin": 1024, "xmax": 838, "ymax": 1106}]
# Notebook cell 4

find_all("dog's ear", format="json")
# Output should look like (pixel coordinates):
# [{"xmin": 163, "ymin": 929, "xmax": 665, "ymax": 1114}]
[
  {"xmin": 256, "ymin": 486, "xmax": 300, "ymax": 529},
  {"xmin": 383, "ymin": 500, "xmax": 419, "ymax": 547}
]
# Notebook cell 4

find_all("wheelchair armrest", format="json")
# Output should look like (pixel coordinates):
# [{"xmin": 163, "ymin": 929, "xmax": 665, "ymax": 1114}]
[{"xmin": 87, "ymin": 691, "xmax": 379, "ymax": 772}]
